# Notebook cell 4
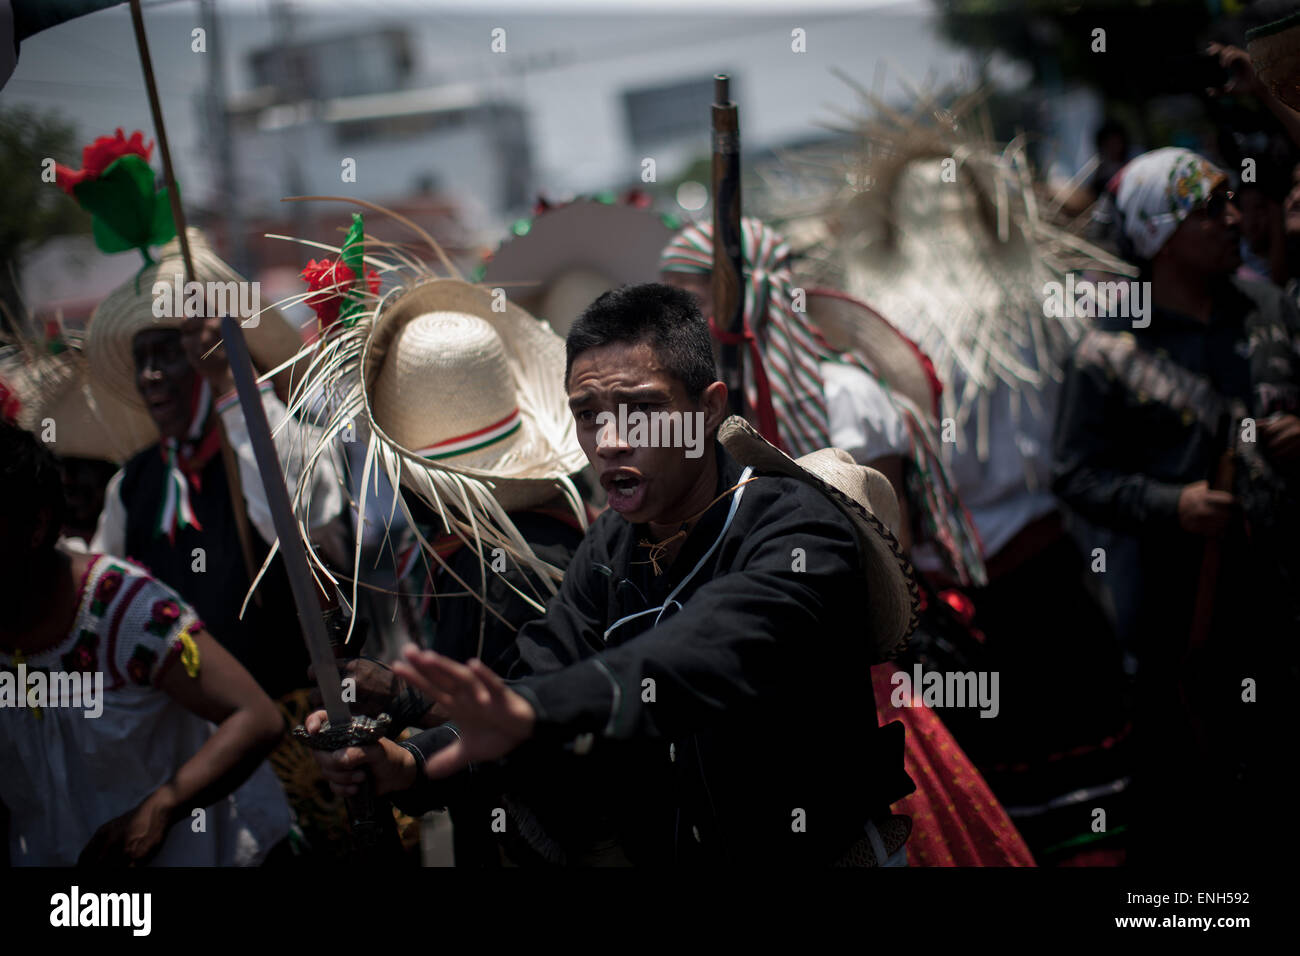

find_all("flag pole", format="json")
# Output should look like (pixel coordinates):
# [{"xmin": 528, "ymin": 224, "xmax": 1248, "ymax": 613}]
[{"xmin": 128, "ymin": 0, "xmax": 261, "ymax": 600}]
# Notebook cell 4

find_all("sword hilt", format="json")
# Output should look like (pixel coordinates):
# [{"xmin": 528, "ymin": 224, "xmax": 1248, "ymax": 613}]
[{"xmin": 293, "ymin": 714, "xmax": 400, "ymax": 856}]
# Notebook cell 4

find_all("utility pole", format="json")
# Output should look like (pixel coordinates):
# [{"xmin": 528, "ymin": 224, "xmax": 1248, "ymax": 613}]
[{"xmin": 200, "ymin": 0, "xmax": 248, "ymax": 275}]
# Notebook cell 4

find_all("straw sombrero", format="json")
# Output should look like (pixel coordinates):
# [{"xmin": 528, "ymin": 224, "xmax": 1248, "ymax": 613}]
[
  {"xmin": 85, "ymin": 228, "xmax": 307, "ymax": 410},
  {"xmin": 719, "ymin": 415, "xmax": 919, "ymax": 661},
  {"xmin": 361, "ymin": 277, "xmax": 588, "ymax": 505},
  {"xmin": 1248, "ymin": 11, "xmax": 1300, "ymax": 112},
  {"xmin": 479, "ymin": 197, "xmax": 679, "ymax": 336},
  {"xmin": 757, "ymin": 82, "xmax": 1133, "ymax": 461},
  {"xmin": 804, "ymin": 288, "xmax": 942, "ymax": 420},
  {"xmin": 287, "ymin": 265, "xmax": 588, "ymax": 632},
  {"xmin": 1, "ymin": 334, "xmax": 156, "ymax": 463}
]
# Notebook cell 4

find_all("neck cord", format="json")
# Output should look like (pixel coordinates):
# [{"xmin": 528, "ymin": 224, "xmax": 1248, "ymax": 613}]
[{"xmin": 633, "ymin": 476, "xmax": 758, "ymax": 576}]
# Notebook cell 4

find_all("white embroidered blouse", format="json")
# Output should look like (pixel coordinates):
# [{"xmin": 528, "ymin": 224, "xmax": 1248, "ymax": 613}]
[{"xmin": 0, "ymin": 552, "xmax": 290, "ymax": 865}]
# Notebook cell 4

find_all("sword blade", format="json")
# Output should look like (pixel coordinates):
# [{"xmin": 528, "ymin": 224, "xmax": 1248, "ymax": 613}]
[{"xmin": 219, "ymin": 316, "xmax": 350, "ymax": 725}]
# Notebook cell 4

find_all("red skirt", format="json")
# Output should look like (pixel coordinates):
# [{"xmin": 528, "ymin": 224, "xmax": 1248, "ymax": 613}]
[{"xmin": 873, "ymin": 664, "xmax": 1036, "ymax": 866}]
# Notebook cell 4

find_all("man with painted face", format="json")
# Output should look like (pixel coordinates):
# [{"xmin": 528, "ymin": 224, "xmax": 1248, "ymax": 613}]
[
  {"xmin": 88, "ymin": 233, "xmax": 344, "ymax": 702},
  {"xmin": 1054, "ymin": 148, "xmax": 1300, "ymax": 865},
  {"xmin": 319, "ymin": 282, "xmax": 917, "ymax": 866}
]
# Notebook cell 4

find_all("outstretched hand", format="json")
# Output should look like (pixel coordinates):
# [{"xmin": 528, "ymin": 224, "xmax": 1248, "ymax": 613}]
[{"xmin": 390, "ymin": 646, "xmax": 535, "ymax": 779}]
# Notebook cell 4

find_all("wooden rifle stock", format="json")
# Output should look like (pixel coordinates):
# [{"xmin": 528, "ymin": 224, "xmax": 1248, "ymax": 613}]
[{"xmin": 1189, "ymin": 448, "xmax": 1236, "ymax": 651}]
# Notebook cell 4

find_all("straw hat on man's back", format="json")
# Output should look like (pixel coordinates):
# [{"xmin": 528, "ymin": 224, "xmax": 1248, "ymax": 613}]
[{"xmin": 719, "ymin": 415, "xmax": 920, "ymax": 662}]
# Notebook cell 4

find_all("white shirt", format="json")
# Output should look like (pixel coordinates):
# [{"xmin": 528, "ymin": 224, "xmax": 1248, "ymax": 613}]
[
  {"xmin": 91, "ymin": 386, "xmax": 346, "ymax": 565},
  {"xmin": 0, "ymin": 554, "xmax": 290, "ymax": 866},
  {"xmin": 821, "ymin": 360, "xmax": 912, "ymax": 463},
  {"xmin": 942, "ymin": 372, "xmax": 1059, "ymax": 560}
]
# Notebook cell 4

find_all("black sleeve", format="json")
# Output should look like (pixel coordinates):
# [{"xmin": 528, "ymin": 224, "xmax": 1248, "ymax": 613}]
[
  {"xmin": 1051, "ymin": 347, "xmax": 1184, "ymax": 533},
  {"xmin": 432, "ymin": 516, "xmax": 588, "ymax": 675},
  {"xmin": 509, "ymin": 485, "xmax": 861, "ymax": 750},
  {"xmin": 389, "ymin": 726, "xmax": 485, "ymax": 817},
  {"xmin": 496, "ymin": 522, "xmax": 612, "ymax": 680}
]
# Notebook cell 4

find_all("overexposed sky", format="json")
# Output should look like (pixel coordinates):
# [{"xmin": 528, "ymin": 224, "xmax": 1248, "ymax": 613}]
[{"xmin": 198, "ymin": 0, "xmax": 927, "ymax": 10}]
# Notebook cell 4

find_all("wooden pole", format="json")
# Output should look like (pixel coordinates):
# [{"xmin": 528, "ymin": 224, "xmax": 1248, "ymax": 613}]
[
  {"xmin": 1180, "ymin": 445, "xmax": 1236, "ymax": 750},
  {"xmin": 711, "ymin": 74, "xmax": 745, "ymax": 417},
  {"xmin": 128, "ymin": 0, "xmax": 194, "ymax": 283},
  {"xmin": 128, "ymin": 0, "xmax": 261, "ymax": 603},
  {"xmin": 1188, "ymin": 448, "xmax": 1236, "ymax": 653}
]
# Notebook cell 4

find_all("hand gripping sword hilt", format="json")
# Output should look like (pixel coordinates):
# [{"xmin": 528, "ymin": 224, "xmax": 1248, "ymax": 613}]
[{"xmin": 293, "ymin": 714, "xmax": 395, "ymax": 854}]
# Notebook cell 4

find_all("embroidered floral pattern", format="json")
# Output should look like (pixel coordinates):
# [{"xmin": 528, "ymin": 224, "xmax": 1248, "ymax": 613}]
[
  {"xmin": 127, "ymin": 644, "xmax": 158, "ymax": 687},
  {"xmin": 1166, "ymin": 154, "xmax": 1218, "ymax": 217},
  {"xmin": 145, "ymin": 599, "xmax": 181, "ymax": 636},
  {"xmin": 90, "ymin": 567, "xmax": 125, "ymax": 616},
  {"xmin": 60, "ymin": 629, "xmax": 99, "ymax": 674}
]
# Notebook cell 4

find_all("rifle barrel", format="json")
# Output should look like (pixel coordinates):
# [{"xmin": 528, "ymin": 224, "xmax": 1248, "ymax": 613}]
[{"xmin": 711, "ymin": 73, "xmax": 745, "ymax": 417}]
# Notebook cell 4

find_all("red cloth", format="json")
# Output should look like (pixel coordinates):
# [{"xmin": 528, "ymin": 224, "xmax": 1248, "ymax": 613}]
[{"xmin": 873, "ymin": 663, "xmax": 1036, "ymax": 866}]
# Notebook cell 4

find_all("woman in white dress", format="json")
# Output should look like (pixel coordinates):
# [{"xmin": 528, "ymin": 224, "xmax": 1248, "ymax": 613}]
[{"xmin": 0, "ymin": 423, "xmax": 291, "ymax": 866}]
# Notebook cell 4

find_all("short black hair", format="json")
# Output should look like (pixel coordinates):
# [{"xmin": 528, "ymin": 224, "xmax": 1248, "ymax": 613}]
[
  {"xmin": 565, "ymin": 282, "xmax": 717, "ymax": 401},
  {"xmin": 0, "ymin": 422, "xmax": 67, "ymax": 553}
]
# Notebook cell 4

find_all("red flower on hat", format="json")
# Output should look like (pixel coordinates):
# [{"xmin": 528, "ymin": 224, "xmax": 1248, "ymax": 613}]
[
  {"xmin": 54, "ymin": 129, "xmax": 154, "ymax": 196},
  {"xmin": 301, "ymin": 257, "xmax": 380, "ymax": 329}
]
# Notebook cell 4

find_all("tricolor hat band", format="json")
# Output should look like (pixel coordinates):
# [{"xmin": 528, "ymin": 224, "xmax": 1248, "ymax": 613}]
[{"xmin": 415, "ymin": 407, "xmax": 522, "ymax": 461}]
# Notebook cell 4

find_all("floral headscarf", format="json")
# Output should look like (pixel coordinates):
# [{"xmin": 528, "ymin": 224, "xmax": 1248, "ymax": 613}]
[{"xmin": 1111, "ymin": 147, "xmax": 1227, "ymax": 261}]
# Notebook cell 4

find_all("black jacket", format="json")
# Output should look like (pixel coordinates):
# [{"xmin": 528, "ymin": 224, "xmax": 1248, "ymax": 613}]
[
  {"xmin": 396, "ymin": 508, "xmax": 586, "ymax": 867},
  {"xmin": 493, "ymin": 443, "xmax": 913, "ymax": 865},
  {"xmin": 1052, "ymin": 276, "xmax": 1300, "ymax": 642}
]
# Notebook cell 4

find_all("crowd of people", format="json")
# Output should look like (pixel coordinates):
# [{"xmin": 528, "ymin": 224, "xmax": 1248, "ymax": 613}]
[{"xmin": 1, "ymin": 33, "xmax": 1298, "ymax": 869}]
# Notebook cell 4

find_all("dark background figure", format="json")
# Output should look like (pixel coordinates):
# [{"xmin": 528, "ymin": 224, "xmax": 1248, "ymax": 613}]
[
  {"xmin": 1090, "ymin": 119, "xmax": 1132, "ymax": 202},
  {"xmin": 55, "ymin": 455, "xmax": 118, "ymax": 545},
  {"xmin": 1054, "ymin": 148, "xmax": 1300, "ymax": 867},
  {"xmin": 347, "ymin": 494, "xmax": 590, "ymax": 867}
]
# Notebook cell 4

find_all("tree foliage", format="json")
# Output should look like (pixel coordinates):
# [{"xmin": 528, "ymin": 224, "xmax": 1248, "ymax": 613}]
[
  {"xmin": 0, "ymin": 107, "xmax": 90, "ymax": 329},
  {"xmin": 0, "ymin": 107, "xmax": 90, "ymax": 262}
]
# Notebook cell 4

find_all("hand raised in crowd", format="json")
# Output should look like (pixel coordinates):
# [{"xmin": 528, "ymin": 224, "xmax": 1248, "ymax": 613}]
[
  {"xmin": 1176, "ymin": 479, "xmax": 1236, "ymax": 537},
  {"xmin": 180, "ymin": 313, "xmax": 235, "ymax": 395},
  {"xmin": 1207, "ymin": 42, "xmax": 1266, "ymax": 99},
  {"xmin": 1207, "ymin": 42, "xmax": 1300, "ymax": 150},
  {"xmin": 302, "ymin": 709, "xmax": 419, "ymax": 797},
  {"xmin": 391, "ymin": 646, "xmax": 535, "ymax": 779},
  {"xmin": 78, "ymin": 789, "xmax": 177, "ymax": 866},
  {"xmin": 1259, "ymin": 412, "xmax": 1300, "ymax": 462}
]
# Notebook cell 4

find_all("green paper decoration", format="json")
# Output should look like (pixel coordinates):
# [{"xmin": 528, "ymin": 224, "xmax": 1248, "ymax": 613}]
[
  {"xmin": 338, "ymin": 213, "xmax": 368, "ymax": 327},
  {"xmin": 71, "ymin": 154, "xmax": 176, "ymax": 256}
]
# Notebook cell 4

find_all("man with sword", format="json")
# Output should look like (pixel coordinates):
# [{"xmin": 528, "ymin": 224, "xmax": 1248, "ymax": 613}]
[{"xmin": 297, "ymin": 281, "xmax": 919, "ymax": 866}]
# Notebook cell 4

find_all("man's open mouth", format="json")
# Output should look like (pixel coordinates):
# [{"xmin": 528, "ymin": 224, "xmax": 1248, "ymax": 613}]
[{"xmin": 602, "ymin": 470, "xmax": 648, "ymax": 513}]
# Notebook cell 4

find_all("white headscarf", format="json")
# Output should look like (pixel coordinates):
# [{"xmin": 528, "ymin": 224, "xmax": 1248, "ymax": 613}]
[{"xmin": 1111, "ymin": 147, "xmax": 1227, "ymax": 260}]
